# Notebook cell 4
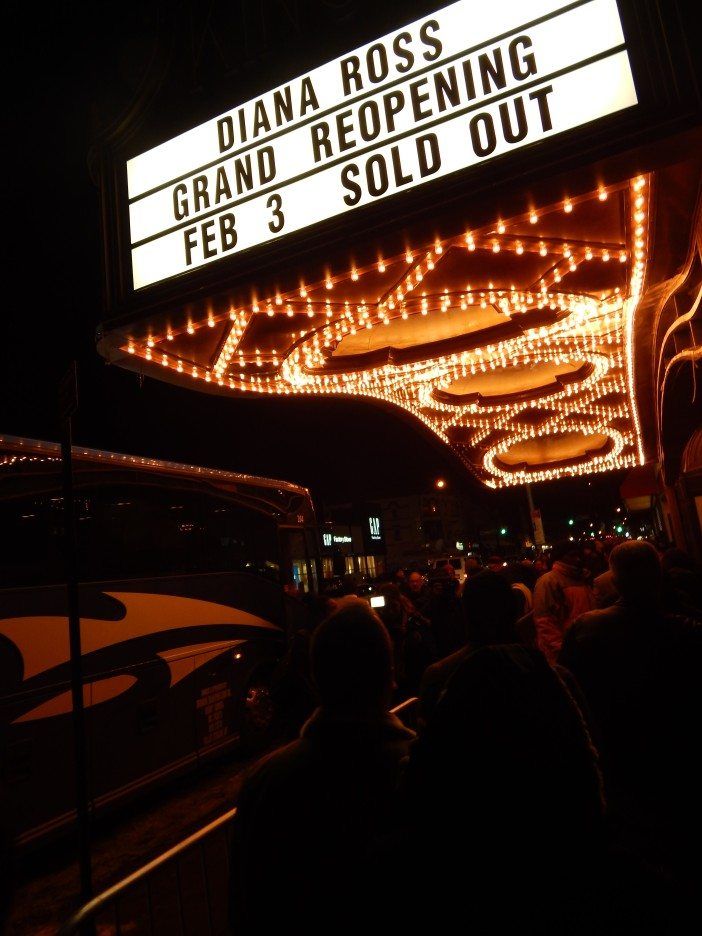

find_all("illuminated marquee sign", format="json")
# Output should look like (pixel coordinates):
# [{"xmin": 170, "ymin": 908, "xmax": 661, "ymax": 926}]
[{"xmin": 127, "ymin": 0, "xmax": 637, "ymax": 290}]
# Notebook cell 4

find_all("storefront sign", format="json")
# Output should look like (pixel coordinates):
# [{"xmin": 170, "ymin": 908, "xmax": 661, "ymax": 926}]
[
  {"xmin": 368, "ymin": 516, "xmax": 382, "ymax": 540},
  {"xmin": 127, "ymin": 0, "xmax": 637, "ymax": 289}
]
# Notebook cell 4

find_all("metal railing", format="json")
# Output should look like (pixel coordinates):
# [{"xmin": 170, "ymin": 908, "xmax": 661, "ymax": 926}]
[{"xmin": 58, "ymin": 697, "xmax": 419, "ymax": 935}]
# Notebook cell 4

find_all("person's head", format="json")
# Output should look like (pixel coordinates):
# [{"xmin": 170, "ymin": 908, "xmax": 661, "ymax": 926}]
[
  {"xmin": 340, "ymin": 572, "xmax": 361, "ymax": 597},
  {"xmin": 486, "ymin": 555, "xmax": 504, "ymax": 573},
  {"xmin": 661, "ymin": 547, "xmax": 693, "ymax": 572},
  {"xmin": 407, "ymin": 571, "xmax": 425, "ymax": 594},
  {"xmin": 609, "ymin": 540, "xmax": 661, "ymax": 602},
  {"xmin": 551, "ymin": 541, "xmax": 582, "ymax": 569},
  {"xmin": 311, "ymin": 599, "xmax": 394, "ymax": 713},
  {"xmin": 461, "ymin": 571, "xmax": 521, "ymax": 646},
  {"xmin": 465, "ymin": 556, "xmax": 482, "ymax": 576},
  {"xmin": 441, "ymin": 562, "xmax": 456, "ymax": 579}
]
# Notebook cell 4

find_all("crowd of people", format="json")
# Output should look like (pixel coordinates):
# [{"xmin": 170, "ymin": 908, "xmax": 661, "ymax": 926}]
[{"xmin": 232, "ymin": 539, "xmax": 702, "ymax": 933}]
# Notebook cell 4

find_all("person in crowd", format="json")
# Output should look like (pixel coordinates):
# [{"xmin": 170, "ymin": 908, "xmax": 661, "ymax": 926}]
[
  {"xmin": 390, "ymin": 644, "xmax": 654, "ymax": 933},
  {"xmin": 464, "ymin": 555, "xmax": 482, "ymax": 578},
  {"xmin": 403, "ymin": 569, "xmax": 429, "ymax": 611},
  {"xmin": 486, "ymin": 554, "xmax": 506, "ymax": 574},
  {"xmin": 229, "ymin": 600, "xmax": 414, "ymax": 934},
  {"xmin": 269, "ymin": 592, "xmax": 331, "ymax": 736},
  {"xmin": 423, "ymin": 566, "xmax": 464, "ymax": 659},
  {"xmin": 559, "ymin": 540, "xmax": 702, "ymax": 894},
  {"xmin": 583, "ymin": 539, "xmax": 608, "ymax": 578},
  {"xmin": 504, "ymin": 562, "xmax": 534, "ymax": 616},
  {"xmin": 661, "ymin": 546, "xmax": 702, "ymax": 617},
  {"xmin": 533, "ymin": 554, "xmax": 550, "ymax": 578},
  {"xmin": 593, "ymin": 566, "xmax": 619, "ymax": 608},
  {"xmin": 339, "ymin": 571, "xmax": 362, "ymax": 597},
  {"xmin": 420, "ymin": 570, "xmax": 521, "ymax": 719},
  {"xmin": 374, "ymin": 583, "xmax": 409, "ymax": 698},
  {"xmin": 533, "ymin": 540, "xmax": 594, "ymax": 663}
]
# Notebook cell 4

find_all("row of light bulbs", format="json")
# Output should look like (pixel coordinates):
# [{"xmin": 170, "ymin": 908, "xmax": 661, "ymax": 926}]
[{"xmin": 121, "ymin": 177, "xmax": 648, "ymax": 487}]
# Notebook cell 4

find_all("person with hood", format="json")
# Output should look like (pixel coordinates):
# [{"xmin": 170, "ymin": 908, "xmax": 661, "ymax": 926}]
[
  {"xmin": 228, "ymin": 599, "xmax": 414, "ymax": 934},
  {"xmin": 533, "ymin": 541, "xmax": 594, "ymax": 663}
]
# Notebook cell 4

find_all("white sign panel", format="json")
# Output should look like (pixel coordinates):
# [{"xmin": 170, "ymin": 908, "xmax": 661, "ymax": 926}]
[{"xmin": 127, "ymin": 0, "xmax": 637, "ymax": 290}]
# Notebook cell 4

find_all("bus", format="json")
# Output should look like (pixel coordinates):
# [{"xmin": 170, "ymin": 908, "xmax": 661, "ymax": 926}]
[{"xmin": 0, "ymin": 434, "xmax": 319, "ymax": 846}]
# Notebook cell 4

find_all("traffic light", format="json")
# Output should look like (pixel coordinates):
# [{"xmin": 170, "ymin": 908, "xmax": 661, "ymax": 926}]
[
  {"xmin": 568, "ymin": 518, "xmax": 574, "ymax": 526},
  {"xmin": 500, "ymin": 527, "xmax": 507, "ymax": 536}
]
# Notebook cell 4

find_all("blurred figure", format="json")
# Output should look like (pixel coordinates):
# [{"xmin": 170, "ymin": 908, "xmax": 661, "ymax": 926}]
[
  {"xmin": 404, "ymin": 569, "xmax": 428, "ymax": 609},
  {"xmin": 270, "ymin": 592, "xmax": 332, "ymax": 736},
  {"xmin": 560, "ymin": 541, "xmax": 702, "ymax": 893},
  {"xmin": 593, "ymin": 567, "xmax": 619, "ymax": 608},
  {"xmin": 504, "ymin": 562, "xmax": 534, "ymax": 617},
  {"xmin": 533, "ymin": 541, "xmax": 594, "ymax": 663},
  {"xmin": 229, "ymin": 600, "xmax": 414, "ymax": 934},
  {"xmin": 486, "ymin": 554, "xmax": 505, "ymax": 574},
  {"xmin": 583, "ymin": 540, "xmax": 608, "ymax": 578},
  {"xmin": 661, "ymin": 547, "xmax": 702, "ymax": 617},
  {"xmin": 465, "ymin": 555, "xmax": 482, "ymax": 578},
  {"xmin": 420, "ymin": 570, "xmax": 521, "ymax": 719},
  {"xmin": 387, "ymin": 645, "xmax": 673, "ymax": 933},
  {"xmin": 391, "ymin": 645, "xmax": 647, "ymax": 933},
  {"xmin": 424, "ymin": 567, "xmax": 464, "ymax": 659}
]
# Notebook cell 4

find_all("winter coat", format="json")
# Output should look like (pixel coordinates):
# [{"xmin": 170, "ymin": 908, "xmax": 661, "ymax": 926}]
[
  {"xmin": 229, "ymin": 706, "xmax": 414, "ymax": 934},
  {"xmin": 533, "ymin": 561, "xmax": 594, "ymax": 663}
]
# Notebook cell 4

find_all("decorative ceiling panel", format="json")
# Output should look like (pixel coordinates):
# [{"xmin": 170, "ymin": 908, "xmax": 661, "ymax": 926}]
[{"xmin": 119, "ymin": 174, "xmax": 649, "ymax": 487}]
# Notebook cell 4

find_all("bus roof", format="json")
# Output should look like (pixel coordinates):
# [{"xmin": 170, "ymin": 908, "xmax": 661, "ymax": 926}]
[{"xmin": 0, "ymin": 434, "xmax": 310, "ymax": 497}]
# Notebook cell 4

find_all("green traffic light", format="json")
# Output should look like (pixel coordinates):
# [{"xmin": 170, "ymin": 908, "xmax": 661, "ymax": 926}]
[
  {"xmin": 500, "ymin": 527, "xmax": 507, "ymax": 536},
  {"xmin": 568, "ymin": 518, "xmax": 574, "ymax": 526}
]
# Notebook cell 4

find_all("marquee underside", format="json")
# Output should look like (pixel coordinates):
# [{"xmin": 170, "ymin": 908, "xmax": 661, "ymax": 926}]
[{"xmin": 103, "ymin": 173, "xmax": 651, "ymax": 488}]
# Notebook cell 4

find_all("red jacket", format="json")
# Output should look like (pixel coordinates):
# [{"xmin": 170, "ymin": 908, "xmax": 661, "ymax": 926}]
[{"xmin": 533, "ymin": 562, "xmax": 594, "ymax": 663}]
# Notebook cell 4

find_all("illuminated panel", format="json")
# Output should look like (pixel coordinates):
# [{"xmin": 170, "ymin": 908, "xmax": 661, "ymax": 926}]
[
  {"xmin": 121, "ymin": 175, "xmax": 649, "ymax": 489},
  {"xmin": 127, "ymin": 0, "xmax": 637, "ymax": 289}
]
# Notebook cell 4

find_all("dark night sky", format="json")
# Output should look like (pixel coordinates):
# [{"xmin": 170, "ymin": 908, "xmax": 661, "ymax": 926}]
[{"xmin": 2, "ymin": 1, "xmax": 625, "ymax": 531}]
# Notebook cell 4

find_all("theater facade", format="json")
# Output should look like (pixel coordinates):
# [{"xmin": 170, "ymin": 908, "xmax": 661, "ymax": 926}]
[{"xmin": 93, "ymin": 1, "xmax": 702, "ymax": 554}]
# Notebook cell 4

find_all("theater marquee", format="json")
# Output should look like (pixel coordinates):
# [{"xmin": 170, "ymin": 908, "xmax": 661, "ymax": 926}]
[
  {"xmin": 98, "ymin": 0, "xmax": 701, "ymax": 492},
  {"xmin": 127, "ymin": 0, "xmax": 637, "ymax": 290}
]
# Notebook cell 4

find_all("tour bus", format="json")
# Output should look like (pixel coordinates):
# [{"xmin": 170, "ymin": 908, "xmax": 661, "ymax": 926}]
[{"xmin": 0, "ymin": 434, "xmax": 319, "ymax": 846}]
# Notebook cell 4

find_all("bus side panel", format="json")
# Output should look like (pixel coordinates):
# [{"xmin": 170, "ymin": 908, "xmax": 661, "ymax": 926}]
[{"xmin": 0, "ymin": 572, "xmax": 284, "ymax": 844}]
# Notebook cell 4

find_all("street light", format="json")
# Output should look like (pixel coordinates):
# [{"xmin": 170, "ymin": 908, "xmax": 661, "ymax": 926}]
[
  {"xmin": 500, "ymin": 527, "xmax": 507, "ymax": 536},
  {"xmin": 435, "ymin": 478, "xmax": 446, "ymax": 489}
]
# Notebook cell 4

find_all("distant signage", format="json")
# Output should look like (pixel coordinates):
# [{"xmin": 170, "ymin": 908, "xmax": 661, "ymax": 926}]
[
  {"xmin": 334, "ymin": 534, "xmax": 353, "ymax": 544},
  {"xmin": 456, "ymin": 540, "xmax": 464, "ymax": 551},
  {"xmin": 322, "ymin": 531, "xmax": 332, "ymax": 547},
  {"xmin": 127, "ymin": 0, "xmax": 637, "ymax": 289},
  {"xmin": 369, "ymin": 516, "xmax": 382, "ymax": 540}
]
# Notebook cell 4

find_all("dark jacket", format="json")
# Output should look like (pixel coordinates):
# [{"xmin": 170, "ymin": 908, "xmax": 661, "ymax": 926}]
[
  {"xmin": 419, "ymin": 644, "xmax": 472, "ymax": 720},
  {"xmin": 559, "ymin": 601, "xmax": 702, "ymax": 838},
  {"xmin": 229, "ymin": 706, "xmax": 414, "ymax": 934}
]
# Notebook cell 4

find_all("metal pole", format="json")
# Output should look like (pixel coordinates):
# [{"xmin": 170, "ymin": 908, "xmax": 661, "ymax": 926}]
[
  {"xmin": 60, "ymin": 366, "xmax": 93, "ymax": 906},
  {"xmin": 525, "ymin": 483, "xmax": 538, "ymax": 548}
]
